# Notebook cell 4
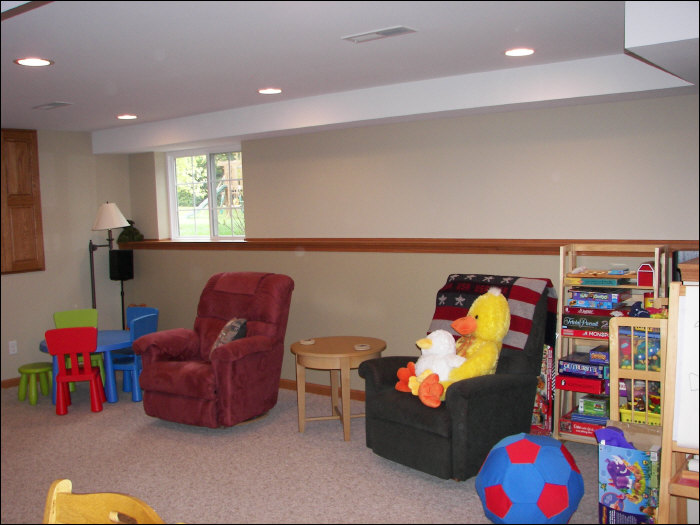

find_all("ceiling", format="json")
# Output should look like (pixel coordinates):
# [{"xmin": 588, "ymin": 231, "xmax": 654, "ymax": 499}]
[{"xmin": 1, "ymin": 1, "xmax": 697, "ymax": 154}]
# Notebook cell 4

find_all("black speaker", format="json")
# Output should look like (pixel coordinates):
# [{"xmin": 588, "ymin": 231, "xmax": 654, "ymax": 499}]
[{"xmin": 109, "ymin": 249, "xmax": 134, "ymax": 281}]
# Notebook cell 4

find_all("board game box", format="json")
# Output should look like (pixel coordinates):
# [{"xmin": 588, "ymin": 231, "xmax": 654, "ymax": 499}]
[
  {"xmin": 555, "ymin": 374, "xmax": 606, "ymax": 394},
  {"xmin": 598, "ymin": 421, "xmax": 661, "ymax": 523},
  {"xmin": 531, "ymin": 344, "xmax": 554, "ymax": 435},
  {"xmin": 589, "ymin": 345, "xmax": 610, "ymax": 364},
  {"xmin": 560, "ymin": 328, "xmax": 609, "ymax": 340},
  {"xmin": 558, "ymin": 351, "xmax": 609, "ymax": 379},
  {"xmin": 564, "ymin": 306, "xmax": 631, "ymax": 317},
  {"xmin": 558, "ymin": 410, "xmax": 604, "ymax": 437},
  {"xmin": 567, "ymin": 299, "xmax": 629, "ymax": 309},
  {"xmin": 568, "ymin": 289, "xmax": 631, "ymax": 302},
  {"xmin": 561, "ymin": 314, "xmax": 611, "ymax": 334}
]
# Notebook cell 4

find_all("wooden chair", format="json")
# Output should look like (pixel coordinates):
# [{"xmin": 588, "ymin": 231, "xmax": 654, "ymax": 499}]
[
  {"xmin": 45, "ymin": 327, "xmax": 106, "ymax": 415},
  {"xmin": 43, "ymin": 479, "xmax": 165, "ymax": 524}
]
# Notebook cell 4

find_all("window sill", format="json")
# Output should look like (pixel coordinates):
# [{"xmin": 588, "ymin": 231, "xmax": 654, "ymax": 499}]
[{"xmin": 117, "ymin": 238, "xmax": 698, "ymax": 256}]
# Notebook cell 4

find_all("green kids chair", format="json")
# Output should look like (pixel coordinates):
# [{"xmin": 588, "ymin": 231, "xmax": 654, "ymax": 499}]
[{"xmin": 53, "ymin": 309, "xmax": 106, "ymax": 387}]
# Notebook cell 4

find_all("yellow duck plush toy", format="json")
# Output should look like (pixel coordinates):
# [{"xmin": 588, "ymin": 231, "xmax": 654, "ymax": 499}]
[
  {"xmin": 401, "ymin": 287, "xmax": 511, "ymax": 408},
  {"xmin": 443, "ymin": 286, "xmax": 511, "ymax": 390}
]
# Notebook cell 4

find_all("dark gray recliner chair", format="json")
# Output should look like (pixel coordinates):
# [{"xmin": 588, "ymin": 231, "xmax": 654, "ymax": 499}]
[{"xmin": 358, "ymin": 274, "xmax": 556, "ymax": 481}]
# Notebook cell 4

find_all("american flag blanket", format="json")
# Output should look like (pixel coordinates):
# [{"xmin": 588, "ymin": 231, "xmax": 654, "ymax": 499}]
[{"xmin": 427, "ymin": 274, "xmax": 558, "ymax": 351}]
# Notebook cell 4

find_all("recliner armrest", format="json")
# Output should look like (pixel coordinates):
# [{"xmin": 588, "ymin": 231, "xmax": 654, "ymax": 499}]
[
  {"xmin": 209, "ymin": 335, "xmax": 274, "ymax": 362},
  {"xmin": 445, "ymin": 372, "xmax": 536, "ymax": 402},
  {"xmin": 358, "ymin": 355, "xmax": 416, "ymax": 389},
  {"xmin": 133, "ymin": 328, "xmax": 199, "ymax": 363}
]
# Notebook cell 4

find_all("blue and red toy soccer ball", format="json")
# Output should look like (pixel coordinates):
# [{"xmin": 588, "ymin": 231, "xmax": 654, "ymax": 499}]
[{"xmin": 476, "ymin": 433, "xmax": 584, "ymax": 524}]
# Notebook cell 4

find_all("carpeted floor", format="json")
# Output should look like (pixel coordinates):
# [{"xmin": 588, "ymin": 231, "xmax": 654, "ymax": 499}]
[{"xmin": 1, "ymin": 384, "xmax": 599, "ymax": 524}]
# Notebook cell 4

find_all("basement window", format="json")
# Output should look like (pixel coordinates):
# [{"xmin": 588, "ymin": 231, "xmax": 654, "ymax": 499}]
[{"xmin": 167, "ymin": 149, "xmax": 244, "ymax": 239}]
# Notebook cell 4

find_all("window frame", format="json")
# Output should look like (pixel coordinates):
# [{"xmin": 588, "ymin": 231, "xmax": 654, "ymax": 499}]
[{"xmin": 166, "ymin": 146, "xmax": 244, "ymax": 240}]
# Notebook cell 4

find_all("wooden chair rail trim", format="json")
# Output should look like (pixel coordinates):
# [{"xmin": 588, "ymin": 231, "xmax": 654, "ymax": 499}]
[{"xmin": 118, "ymin": 238, "xmax": 698, "ymax": 256}]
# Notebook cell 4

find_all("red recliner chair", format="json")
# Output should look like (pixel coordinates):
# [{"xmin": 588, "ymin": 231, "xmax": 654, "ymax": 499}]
[{"xmin": 133, "ymin": 272, "xmax": 294, "ymax": 428}]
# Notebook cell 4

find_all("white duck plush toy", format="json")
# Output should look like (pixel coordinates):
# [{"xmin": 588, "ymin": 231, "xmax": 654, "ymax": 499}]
[{"xmin": 414, "ymin": 329, "xmax": 466, "ymax": 382}]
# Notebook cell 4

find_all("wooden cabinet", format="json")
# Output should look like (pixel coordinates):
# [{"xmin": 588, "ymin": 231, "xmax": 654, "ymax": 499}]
[
  {"xmin": 608, "ymin": 317, "xmax": 667, "ymax": 427},
  {"xmin": 1, "ymin": 128, "xmax": 45, "ymax": 274},
  {"xmin": 657, "ymin": 282, "xmax": 699, "ymax": 523},
  {"xmin": 553, "ymin": 243, "xmax": 669, "ymax": 444}
]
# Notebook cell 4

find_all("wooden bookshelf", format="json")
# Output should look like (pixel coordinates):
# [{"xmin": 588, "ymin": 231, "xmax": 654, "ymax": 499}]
[{"xmin": 553, "ymin": 243, "xmax": 670, "ymax": 444}]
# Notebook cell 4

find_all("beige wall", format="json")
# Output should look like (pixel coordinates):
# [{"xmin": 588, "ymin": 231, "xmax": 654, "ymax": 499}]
[
  {"xmin": 116, "ymin": 249, "xmax": 562, "ymax": 390},
  {"xmin": 128, "ymin": 152, "xmax": 169, "ymax": 239},
  {"xmin": 1, "ymin": 94, "xmax": 698, "ymax": 383},
  {"xmin": 244, "ymin": 95, "xmax": 698, "ymax": 240},
  {"xmin": 1, "ymin": 130, "xmax": 131, "ymax": 379}
]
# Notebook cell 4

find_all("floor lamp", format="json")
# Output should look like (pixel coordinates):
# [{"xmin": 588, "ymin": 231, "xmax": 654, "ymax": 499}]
[{"xmin": 89, "ymin": 202, "xmax": 129, "ymax": 314}]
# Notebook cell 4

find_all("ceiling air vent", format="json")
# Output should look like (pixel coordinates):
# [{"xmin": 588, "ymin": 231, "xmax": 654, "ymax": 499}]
[
  {"xmin": 32, "ymin": 101, "xmax": 73, "ymax": 110},
  {"xmin": 342, "ymin": 26, "xmax": 416, "ymax": 44}
]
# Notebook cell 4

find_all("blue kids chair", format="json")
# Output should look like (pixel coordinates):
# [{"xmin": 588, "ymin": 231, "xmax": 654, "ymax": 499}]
[{"xmin": 110, "ymin": 307, "xmax": 159, "ymax": 402}]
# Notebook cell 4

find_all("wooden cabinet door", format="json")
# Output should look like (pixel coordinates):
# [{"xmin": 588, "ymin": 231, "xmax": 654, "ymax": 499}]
[{"xmin": 1, "ymin": 128, "xmax": 45, "ymax": 273}]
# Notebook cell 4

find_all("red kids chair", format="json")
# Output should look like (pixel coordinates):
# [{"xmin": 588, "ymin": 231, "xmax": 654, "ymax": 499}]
[{"xmin": 45, "ymin": 327, "xmax": 107, "ymax": 415}]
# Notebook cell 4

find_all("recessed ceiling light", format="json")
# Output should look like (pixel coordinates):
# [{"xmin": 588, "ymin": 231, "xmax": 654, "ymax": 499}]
[
  {"xmin": 14, "ymin": 57, "xmax": 54, "ymax": 67},
  {"xmin": 505, "ymin": 48, "xmax": 534, "ymax": 57},
  {"xmin": 117, "ymin": 114, "xmax": 138, "ymax": 120},
  {"xmin": 258, "ymin": 87, "xmax": 282, "ymax": 95}
]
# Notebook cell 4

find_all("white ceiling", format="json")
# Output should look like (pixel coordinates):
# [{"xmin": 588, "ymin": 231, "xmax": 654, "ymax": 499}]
[{"xmin": 1, "ymin": 1, "xmax": 697, "ymax": 154}]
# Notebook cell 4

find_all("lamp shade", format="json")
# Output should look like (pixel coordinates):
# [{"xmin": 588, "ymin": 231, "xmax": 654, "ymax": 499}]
[{"xmin": 92, "ymin": 202, "xmax": 129, "ymax": 231}]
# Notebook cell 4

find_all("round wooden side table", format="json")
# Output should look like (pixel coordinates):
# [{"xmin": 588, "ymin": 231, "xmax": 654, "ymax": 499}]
[{"xmin": 290, "ymin": 336, "xmax": 386, "ymax": 441}]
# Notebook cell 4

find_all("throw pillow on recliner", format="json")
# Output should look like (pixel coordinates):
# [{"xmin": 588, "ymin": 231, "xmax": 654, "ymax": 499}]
[{"xmin": 210, "ymin": 318, "xmax": 247, "ymax": 356}]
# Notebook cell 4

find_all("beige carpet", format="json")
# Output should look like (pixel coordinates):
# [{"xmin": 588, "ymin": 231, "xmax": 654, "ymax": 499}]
[{"xmin": 1, "ymin": 384, "xmax": 599, "ymax": 524}]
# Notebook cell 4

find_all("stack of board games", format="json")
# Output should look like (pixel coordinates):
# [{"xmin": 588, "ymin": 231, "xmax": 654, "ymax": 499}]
[
  {"xmin": 564, "ymin": 269, "xmax": 636, "ymax": 287},
  {"xmin": 531, "ymin": 344, "xmax": 554, "ymax": 435},
  {"xmin": 556, "ymin": 351, "xmax": 609, "ymax": 393},
  {"xmin": 573, "ymin": 394, "xmax": 609, "ymax": 426},
  {"xmin": 556, "ymin": 351, "xmax": 610, "ymax": 437},
  {"xmin": 562, "ymin": 288, "xmax": 632, "ymax": 340}
]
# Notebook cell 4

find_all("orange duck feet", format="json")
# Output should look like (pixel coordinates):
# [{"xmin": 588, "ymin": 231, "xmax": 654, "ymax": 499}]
[
  {"xmin": 395, "ymin": 361, "xmax": 416, "ymax": 392},
  {"xmin": 418, "ymin": 373, "xmax": 444, "ymax": 408}
]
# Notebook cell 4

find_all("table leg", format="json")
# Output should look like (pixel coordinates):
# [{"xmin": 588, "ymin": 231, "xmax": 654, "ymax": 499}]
[
  {"xmin": 51, "ymin": 356, "xmax": 58, "ymax": 404},
  {"xmin": 341, "ymin": 360, "xmax": 351, "ymax": 441},
  {"xmin": 101, "ymin": 350, "xmax": 118, "ymax": 403},
  {"xmin": 330, "ymin": 369, "xmax": 340, "ymax": 415},
  {"xmin": 295, "ymin": 360, "xmax": 306, "ymax": 433}
]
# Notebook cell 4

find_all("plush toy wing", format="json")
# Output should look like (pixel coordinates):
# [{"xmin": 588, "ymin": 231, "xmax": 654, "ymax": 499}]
[{"xmin": 447, "ymin": 339, "xmax": 500, "ymax": 381}]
